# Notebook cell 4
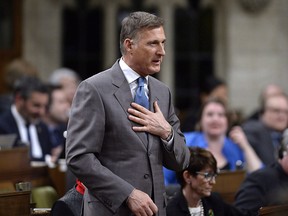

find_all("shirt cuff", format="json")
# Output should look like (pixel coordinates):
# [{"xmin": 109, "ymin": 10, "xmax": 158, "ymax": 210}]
[{"xmin": 161, "ymin": 128, "xmax": 174, "ymax": 151}]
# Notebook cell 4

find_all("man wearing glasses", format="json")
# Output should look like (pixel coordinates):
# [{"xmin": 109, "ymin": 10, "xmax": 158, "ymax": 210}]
[
  {"xmin": 242, "ymin": 93, "xmax": 288, "ymax": 166},
  {"xmin": 235, "ymin": 143, "xmax": 288, "ymax": 215}
]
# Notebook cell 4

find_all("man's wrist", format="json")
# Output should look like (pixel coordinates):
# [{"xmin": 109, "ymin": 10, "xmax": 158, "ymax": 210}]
[{"xmin": 164, "ymin": 128, "xmax": 173, "ymax": 142}]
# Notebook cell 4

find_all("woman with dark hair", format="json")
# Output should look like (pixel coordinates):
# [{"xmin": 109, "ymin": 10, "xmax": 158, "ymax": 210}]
[{"xmin": 166, "ymin": 147, "xmax": 255, "ymax": 216}]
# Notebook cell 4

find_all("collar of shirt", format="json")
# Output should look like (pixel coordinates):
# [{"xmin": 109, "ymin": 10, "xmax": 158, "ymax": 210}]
[
  {"xmin": 11, "ymin": 105, "xmax": 43, "ymax": 158},
  {"xmin": 119, "ymin": 58, "xmax": 149, "ymax": 98},
  {"xmin": 11, "ymin": 104, "xmax": 27, "ymax": 126},
  {"xmin": 11, "ymin": 105, "xmax": 29, "ymax": 143}
]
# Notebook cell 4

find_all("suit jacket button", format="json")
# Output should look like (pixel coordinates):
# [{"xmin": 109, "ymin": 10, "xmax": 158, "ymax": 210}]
[{"xmin": 144, "ymin": 174, "xmax": 150, "ymax": 179}]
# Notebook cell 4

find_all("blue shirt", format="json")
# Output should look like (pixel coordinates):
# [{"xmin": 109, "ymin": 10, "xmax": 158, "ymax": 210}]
[{"xmin": 163, "ymin": 132, "xmax": 244, "ymax": 185}]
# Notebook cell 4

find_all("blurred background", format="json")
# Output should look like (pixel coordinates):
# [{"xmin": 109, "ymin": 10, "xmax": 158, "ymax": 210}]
[{"xmin": 1, "ymin": 0, "xmax": 288, "ymax": 124}]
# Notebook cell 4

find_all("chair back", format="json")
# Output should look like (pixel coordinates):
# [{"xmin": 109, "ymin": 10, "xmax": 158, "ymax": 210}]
[{"xmin": 212, "ymin": 170, "xmax": 246, "ymax": 204}]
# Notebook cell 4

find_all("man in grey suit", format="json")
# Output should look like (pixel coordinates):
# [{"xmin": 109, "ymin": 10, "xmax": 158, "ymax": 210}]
[{"xmin": 66, "ymin": 11, "xmax": 190, "ymax": 216}]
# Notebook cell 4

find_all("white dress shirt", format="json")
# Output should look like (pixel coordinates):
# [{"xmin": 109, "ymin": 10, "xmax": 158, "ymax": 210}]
[
  {"xmin": 119, "ymin": 58, "xmax": 149, "ymax": 99},
  {"xmin": 11, "ymin": 105, "xmax": 43, "ymax": 159}
]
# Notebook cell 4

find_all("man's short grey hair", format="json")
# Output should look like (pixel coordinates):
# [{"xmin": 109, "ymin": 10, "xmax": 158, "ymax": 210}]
[{"xmin": 119, "ymin": 11, "xmax": 164, "ymax": 55}]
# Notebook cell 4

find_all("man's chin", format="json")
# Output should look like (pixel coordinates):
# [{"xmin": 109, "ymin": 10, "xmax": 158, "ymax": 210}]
[
  {"xmin": 150, "ymin": 69, "xmax": 161, "ymax": 74},
  {"xmin": 203, "ymin": 191, "xmax": 212, "ymax": 197}
]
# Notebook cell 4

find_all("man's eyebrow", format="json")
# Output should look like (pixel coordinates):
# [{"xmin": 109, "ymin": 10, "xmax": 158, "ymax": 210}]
[{"xmin": 148, "ymin": 39, "xmax": 166, "ymax": 43}]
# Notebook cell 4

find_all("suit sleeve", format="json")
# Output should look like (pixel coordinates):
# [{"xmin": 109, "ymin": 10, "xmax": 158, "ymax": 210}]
[{"xmin": 161, "ymin": 88, "xmax": 190, "ymax": 172}]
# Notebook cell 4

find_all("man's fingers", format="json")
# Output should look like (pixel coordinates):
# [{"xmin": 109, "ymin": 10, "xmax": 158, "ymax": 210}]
[
  {"xmin": 131, "ymin": 102, "xmax": 149, "ymax": 113},
  {"xmin": 149, "ymin": 202, "xmax": 158, "ymax": 215},
  {"xmin": 128, "ymin": 107, "xmax": 147, "ymax": 118},
  {"xmin": 127, "ymin": 189, "xmax": 159, "ymax": 215},
  {"xmin": 153, "ymin": 101, "xmax": 160, "ymax": 113},
  {"xmin": 143, "ymin": 206, "xmax": 154, "ymax": 216}
]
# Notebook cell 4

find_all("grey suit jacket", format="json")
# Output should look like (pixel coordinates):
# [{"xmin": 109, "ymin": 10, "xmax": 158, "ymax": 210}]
[{"xmin": 66, "ymin": 60, "xmax": 190, "ymax": 216}]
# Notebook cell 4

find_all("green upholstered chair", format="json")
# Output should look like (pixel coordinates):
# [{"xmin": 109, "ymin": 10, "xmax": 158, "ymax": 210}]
[{"xmin": 32, "ymin": 186, "xmax": 58, "ymax": 208}]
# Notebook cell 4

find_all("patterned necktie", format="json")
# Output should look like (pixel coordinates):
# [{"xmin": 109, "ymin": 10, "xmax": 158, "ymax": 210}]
[{"xmin": 134, "ymin": 77, "xmax": 149, "ymax": 109}]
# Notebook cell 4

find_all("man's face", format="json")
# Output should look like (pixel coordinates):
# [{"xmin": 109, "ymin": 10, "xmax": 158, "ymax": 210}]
[
  {"xmin": 262, "ymin": 95, "xmax": 288, "ymax": 131},
  {"xmin": 49, "ymin": 89, "xmax": 70, "ymax": 123},
  {"xmin": 124, "ymin": 26, "xmax": 166, "ymax": 77},
  {"xmin": 17, "ymin": 92, "xmax": 49, "ymax": 124},
  {"xmin": 59, "ymin": 76, "xmax": 79, "ymax": 105}
]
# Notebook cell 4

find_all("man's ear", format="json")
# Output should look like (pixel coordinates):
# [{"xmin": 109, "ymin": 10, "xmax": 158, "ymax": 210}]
[
  {"xmin": 14, "ymin": 93, "xmax": 24, "ymax": 105},
  {"xmin": 123, "ymin": 38, "xmax": 133, "ymax": 52}
]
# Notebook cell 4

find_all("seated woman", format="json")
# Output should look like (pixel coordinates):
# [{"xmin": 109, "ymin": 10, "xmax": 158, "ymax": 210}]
[
  {"xmin": 166, "ymin": 147, "xmax": 255, "ymax": 216},
  {"xmin": 164, "ymin": 98, "xmax": 262, "ymax": 185}
]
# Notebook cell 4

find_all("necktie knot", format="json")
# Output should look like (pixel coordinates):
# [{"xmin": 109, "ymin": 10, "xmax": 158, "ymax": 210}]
[{"xmin": 138, "ymin": 77, "xmax": 145, "ymax": 87}]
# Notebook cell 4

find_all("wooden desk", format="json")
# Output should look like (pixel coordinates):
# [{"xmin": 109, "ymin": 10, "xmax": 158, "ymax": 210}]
[
  {"xmin": 212, "ymin": 170, "xmax": 246, "ymax": 204},
  {"xmin": 0, "ymin": 191, "xmax": 31, "ymax": 216},
  {"xmin": 0, "ymin": 147, "xmax": 66, "ymax": 197},
  {"xmin": 259, "ymin": 204, "xmax": 288, "ymax": 216},
  {"xmin": 0, "ymin": 147, "xmax": 51, "ymax": 188}
]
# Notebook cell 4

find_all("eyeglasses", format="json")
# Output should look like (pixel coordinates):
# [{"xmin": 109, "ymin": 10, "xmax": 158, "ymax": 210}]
[
  {"xmin": 266, "ymin": 107, "xmax": 288, "ymax": 115},
  {"xmin": 196, "ymin": 172, "xmax": 217, "ymax": 182}
]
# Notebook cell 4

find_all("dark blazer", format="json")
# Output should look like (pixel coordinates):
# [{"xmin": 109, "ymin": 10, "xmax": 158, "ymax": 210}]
[
  {"xmin": 0, "ymin": 109, "xmax": 52, "ymax": 161},
  {"xmin": 166, "ymin": 190, "xmax": 252, "ymax": 216},
  {"xmin": 242, "ymin": 120, "xmax": 278, "ymax": 165},
  {"xmin": 234, "ymin": 162, "xmax": 288, "ymax": 214},
  {"xmin": 66, "ymin": 60, "xmax": 190, "ymax": 216}
]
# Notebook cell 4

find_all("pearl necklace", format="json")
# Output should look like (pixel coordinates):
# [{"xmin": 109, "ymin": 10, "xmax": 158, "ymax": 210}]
[{"xmin": 188, "ymin": 200, "xmax": 204, "ymax": 216}]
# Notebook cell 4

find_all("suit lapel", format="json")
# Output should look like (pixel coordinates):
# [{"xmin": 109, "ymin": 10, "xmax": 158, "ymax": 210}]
[
  {"xmin": 147, "ymin": 77, "xmax": 161, "ymax": 151},
  {"xmin": 148, "ymin": 77, "xmax": 160, "ymax": 112},
  {"xmin": 111, "ymin": 62, "xmax": 149, "ymax": 148}
]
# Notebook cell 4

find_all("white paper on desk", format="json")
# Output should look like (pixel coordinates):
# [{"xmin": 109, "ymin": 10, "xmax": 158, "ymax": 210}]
[{"xmin": 0, "ymin": 134, "xmax": 17, "ymax": 150}]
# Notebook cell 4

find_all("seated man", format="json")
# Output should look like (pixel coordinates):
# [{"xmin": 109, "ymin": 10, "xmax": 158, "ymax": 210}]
[
  {"xmin": 0, "ymin": 76, "xmax": 52, "ymax": 161},
  {"xmin": 246, "ymin": 84, "xmax": 284, "ymax": 121},
  {"xmin": 43, "ymin": 85, "xmax": 70, "ymax": 163},
  {"xmin": 234, "ymin": 142, "xmax": 288, "ymax": 215},
  {"xmin": 242, "ymin": 93, "xmax": 288, "ymax": 165}
]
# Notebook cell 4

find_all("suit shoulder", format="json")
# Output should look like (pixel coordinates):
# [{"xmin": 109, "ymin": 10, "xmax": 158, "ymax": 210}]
[
  {"xmin": 0, "ymin": 111, "xmax": 16, "ymax": 130},
  {"xmin": 149, "ymin": 76, "xmax": 169, "ymax": 88},
  {"xmin": 245, "ymin": 164, "xmax": 279, "ymax": 181},
  {"xmin": 242, "ymin": 120, "xmax": 263, "ymax": 129}
]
